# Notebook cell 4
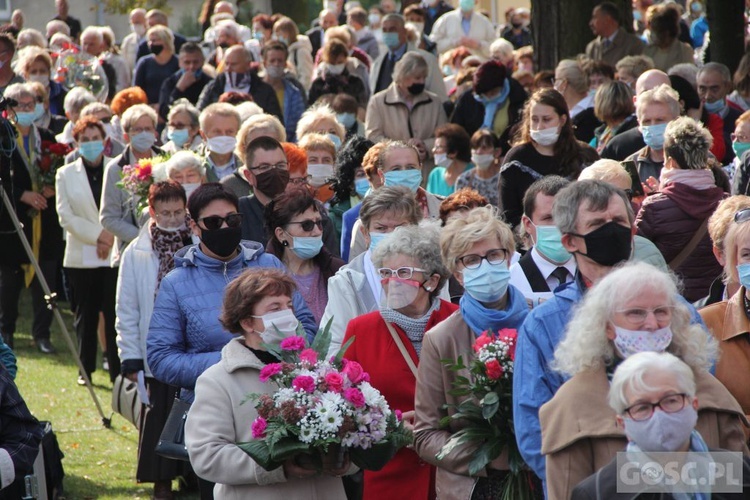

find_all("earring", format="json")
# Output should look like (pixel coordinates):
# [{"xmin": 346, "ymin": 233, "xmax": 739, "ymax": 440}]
[{"xmin": 281, "ymin": 240, "xmax": 289, "ymax": 247}]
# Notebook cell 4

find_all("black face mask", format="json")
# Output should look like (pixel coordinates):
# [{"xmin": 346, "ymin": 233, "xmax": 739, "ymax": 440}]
[
  {"xmin": 218, "ymin": 42, "xmax": 230, "ymax": 49},
  {"xmin": 511, "ymin": 22, "xmax": 523, "ymax": 29},
  {"xmin": 254, "ymin": 168, "xmax": 290, "ymax": 198},
  {"xmin": 200, "ymin": 226, "xmax": 242, "ymax": 258},
  {"xmin": 569, "ymin": 221, "xmax": 632, "ymax": 267},
  {"xmin": 150, "ymin": 44, "xmax": 164, "ymax": 55},
  {"xmin": 407, "ymin": 82, "xmax": 425, "ymax": 95}
]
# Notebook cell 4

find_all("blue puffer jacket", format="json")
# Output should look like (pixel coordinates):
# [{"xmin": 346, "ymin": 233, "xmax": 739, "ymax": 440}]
[
  {"xmin": 147, "ymin": 241, "xmax": 317, "ymax": 402},
  {"xmin": 512, "ymin": 277, "xmax": 708, "ymax": 490}
]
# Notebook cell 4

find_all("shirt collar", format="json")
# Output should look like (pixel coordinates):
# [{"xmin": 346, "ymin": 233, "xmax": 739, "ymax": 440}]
[{"xmin": 530, "ymin": 246, "xmax": 576, "ymax": 279}]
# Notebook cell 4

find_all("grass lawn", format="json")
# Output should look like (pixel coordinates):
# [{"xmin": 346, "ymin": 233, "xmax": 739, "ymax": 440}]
[{"xmin": 13, "ymin": 291, "xmax": 200, "ymax": 500}]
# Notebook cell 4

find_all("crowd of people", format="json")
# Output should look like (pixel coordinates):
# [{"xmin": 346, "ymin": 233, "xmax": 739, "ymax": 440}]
[{"xmin": 2, "ymin": 0, "xmax": 750, "ymax": 498}]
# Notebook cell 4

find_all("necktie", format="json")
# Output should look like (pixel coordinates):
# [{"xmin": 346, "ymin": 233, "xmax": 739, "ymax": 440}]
[
  {"xmin": 550, "ymin": 267, "xmax": 569, "ymax": 287},
  {"xmin": 602, "ymin": 38, "xmax": 612, "ymax": 50}
]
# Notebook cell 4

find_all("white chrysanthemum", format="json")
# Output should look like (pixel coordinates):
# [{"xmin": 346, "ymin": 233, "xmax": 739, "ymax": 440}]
[
  {"xmin": 299, "ymin": 424, "xmax": 316, "ymax": 443},
  {"xmin": 274, "ymin": 388, "xmax": 297, "ymax": 404},
  {"xmin": 359, "ymin": 382, "xmax": 384, "ymax": 407},
  {"xmin": 319, "ymin": 391, "xmax": 345, "ymax": 407}
]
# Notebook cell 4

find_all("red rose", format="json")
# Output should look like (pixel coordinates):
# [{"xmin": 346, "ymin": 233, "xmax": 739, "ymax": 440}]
[
  {"xmin": 324, "ymin": 372, "xmax": 345, "ymax": 393},
  {"xmin": 49, "ymin": 143, "xmax": 72, "ymax": 156},
  {"xmin": 39, "ymin": 156, "xmax": 52, "ymax": 172},
  {"xmin": 485, "ymin": 359, "xmax": 503, "ymax": 380},
  {"xmin": 473, "ymin": 331, "xmax": 494, "ymax": 352},
  {"xmin": 498, "ymin": 329, "xmax": 517, "ymax": 361}
]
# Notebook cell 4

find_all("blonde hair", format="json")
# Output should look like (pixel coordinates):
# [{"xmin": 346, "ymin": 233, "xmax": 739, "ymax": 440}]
[
  {"xmin": 298, "ymin": 133, "xmax": 336, "ymax": 158},
  {"xmin": 198, "ymin": 102, "xmax": 240, "ymax": 131},
  {"xmin": 15, "ymin": 46, "xmax": 52, "ymax": 77},
  {"xmin": 723, "ymin": 218, "xmax": 750, "ymax": 283},
  {"xmin": 295, "ymin": 104, "xmax": 345, "ymax": 142},
  {"xmin": 709, "ymin": 195, "xmax": 750, "ymax": 253},
  {"xmin": 121, "ymin": 103, "xmax": 157, "ymax": 132},
  {"xmin": 616, "ymin": 55, "xmax": 655, "ymax": 81},
  {"xmin": 236, "ymin": 114, "xmax": 286, "ymax": 165},
  {"xmin": 146, "ymin": 25, "xmax": 175, "ymax": 54},
  {"xmin": 579, "ymin": 159, "xmax": 631, "ymax": 188},
  {"xmin": 556, "ymin": 59, "xmax": 588, "ymax": 95}
]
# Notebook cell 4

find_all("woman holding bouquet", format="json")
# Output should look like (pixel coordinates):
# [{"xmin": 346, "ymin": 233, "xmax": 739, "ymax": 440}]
[
  {"xmin": 342, "ymin": 224, "xmax": 457, "ymax": 499},
  {"xmin": 413, "ymin": 206, "xmax": 532, "ymax": 499},
  {"xmin": 186, "ymin": 268, "xmax": 350, "ymax": 499}
]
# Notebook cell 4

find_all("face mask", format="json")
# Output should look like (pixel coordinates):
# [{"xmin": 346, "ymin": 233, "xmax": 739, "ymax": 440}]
[
  {"xmin": 254, "ymin": 168, "xmax": 290, "ymax": 197},
  {"xmin": 327, "ymin": 63, "xmax": 345, "ymax": 75},
  {"xmin": 150, "ymin": 44, "xmax": 164, "ymax": 56},
  {"xmin": 168, "ymin": 128, "xmax": 190, "ymax": 148},
  {"xmin": 368, "ymin": 231, "xmax": 387, "ymax": 251},
  {"xmin": 33, "ymin": 103, "xmax": 45, "ymax": 121},
  {"xmin": 254, "ymin": 31, "xmax": 264, "ymax": 41},
  {"xmin": 254, "ymin": 309, "xmax": 300, "ymax": 344},
  {"xmin": 433, "ymin": 153, "xmax": 450, "ymax": 168},
  {"xmin": 265, "ymin": 65, "xmax": 285, "ymax": 79},
  {"xmin": 291, "ymin": 235, "xmax": 324, "ymax": 259},
  {"xmin": 156, "ymin": 222, "xmax": 186, "ymax": 232},
  {"xmin": 530, "ymin": 127, "xmax": 560, "ymax": 146},
  {"xmin": 407, "ymin": 82, "xmax": 425, "ymax": 95},
  {"xmin": 368, "ymin": 13, "xmax": 381, "ymax": 25},
  {"xmin": 384, "ymin": 169, "xmax": 422, "ymax": 192},
  {"xmin": 28, "ymin": 74, "xmax": 49, "ymax": 86},
  {"xmin": 79, "ymin": 140, "xmax": 105, "ymax": 162},
  {"xmin": 703, "ymin": 98, "xmax": 726, "ymax": 114},
  {"xmin": 327, "ymin": 133, "xmax": 342, "ymax": 151},
  {"xmin": 130, "ymin": 131, "xmax": 156, "ymax": 152},
  {"xmin": 533, "ymin": 224, "xmax": 571, "ymax": 264},
  {"xmin": 200, "ymin": 225, "xmax": 242, "ymax": 258},
  {"xmin": 131, "ymin": 23, "xmax": 147, "ymax": 37},
  {"xmin": 218, "ymin": 42, "xmax": 230, "ymax": 50},
  {"xmin": 511, "ymin": 21, "xmax": 523, "ymax": 29},
  {"xmin": 442, "ymin": 64, "xmax": 454, "ymax": 76},
  {"xmin": 408, "ymin": 22, "xmax": 425, "ymax": 34},
  {"xmin": 307, "ymin": 164, "xmax": 334, "ymax": 188},
  {"xmin": 462, "ymin": 260, "xmax": 511, "ymax": 303},
  {"xmin": 633, "ymin": 10, "xmax": 642, "ymax": 21},
  {"xmin": 471, "ymin": 153, "xmax": 494, "ymax": 170},
  {"xmin": 207, "ymin": 135, "xmax": 237, "ymax": 155},
  {"xmin": 381, "ymin": 277, "xmax": 421, "ymax": 310},
  {"xmin": 382, "ymin": 32, "xmax": 401, "ymax": 50},
  {"xmin": 641, "ymin": 123, "xmax": 668, "ymax": 150},
  {"xmin": 354, "ymin": 177, "xmax": 370, "ymax": 198},
  {"xmin": 624, "ymin": 405, "xmax": 697, "ymax": 452},
  {"xmin": 459, "ymin": 0, "xmax": 474, "ymax": 12},
  {"xmin": 14, "ymin": 111, "xmax": 35, "ymax": 127},
  {"xmin": 737, "ymin": 263, "xmax": 750, "ymax": 289},
  {"xmin": 613, "ymin": 325, "xmax": 673, "ymax": 359},
  {"xmin": 571, "ymin": 221, "xmax": 632, "ymax": 267},
  {"xmin": 733, "ymin": 141, "xmax": 750, "ymax": 161},
  {"xmin": 337, "ymin": 112, "xmax": 356, "ymax": 129}
]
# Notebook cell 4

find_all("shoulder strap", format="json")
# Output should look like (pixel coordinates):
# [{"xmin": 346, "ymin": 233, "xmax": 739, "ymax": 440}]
[
  {"xmin": 518, "ymin": 251, "xmax": 551, "ymax": 292},
  {"xmin": 384, "ymin": 320, "xmax": 418, "ymax": 378},
  {"xmin": 668, "ymin": 218, "xmax": 709, "ymax": 271}
]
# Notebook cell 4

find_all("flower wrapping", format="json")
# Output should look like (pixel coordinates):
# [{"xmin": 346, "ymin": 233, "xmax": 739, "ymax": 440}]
[{"xmin": 116, "ymin": 154, "xmax": 170, "ymax": 213}]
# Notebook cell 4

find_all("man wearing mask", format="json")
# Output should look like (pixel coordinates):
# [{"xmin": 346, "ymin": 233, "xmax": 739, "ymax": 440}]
[
  {"xmin": 421, "ymin": 0, "xmax": 452, "ymax": 36},
  {"xmin": 198, "ymin": 103, "xmax": 243, "ymax": 185},
  {"xmin": 500, "ymin": 9, "xmax": 533, "ymax": 49},
  {"xmin": 428, "ymin": 0, "xmax": 495, "ymax": 59},
  {"xmin": 261, "ymin": 41, "xmax": 306, "ymax": 143},
  {"xmin": 135, "ymin": 9, "xmax": 187, "ymax": 64},
  {"xmin": 512, "ymin": 180, "xmax": 706, "ymax": 491},
  {"xmin": 697, "ymin": 63, "xmax": 743, "ymax": 164},
  {"xmin": 158, "ymin": 42, "xmax": 213, "ymax": 123},
  {"xmin": 121, "ymin": 9, "xmax": 147, "ymax": 75},
  {"xmin": 207, "ymin": 20, "xmax": 241, "ymax": 68},
  {"xmin": 370, "ymin": 14, "xmax": 446, "ymax": 101},
  {"xmin": 196, "ymin": 46, "xmax": 281, "ymax": 121},
  {"xmin": 510, "ymin": 176, "xmax": 576, "ymax": 308}
]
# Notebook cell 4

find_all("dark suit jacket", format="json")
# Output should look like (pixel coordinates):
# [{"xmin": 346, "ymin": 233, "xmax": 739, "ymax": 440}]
[
  {"xmin": 306, "ymin": 28, "xmax": 324, "ymax": 60},
  {"xmin": 196, "ymin": 71, "xmax": 282, "ymax": 122}
]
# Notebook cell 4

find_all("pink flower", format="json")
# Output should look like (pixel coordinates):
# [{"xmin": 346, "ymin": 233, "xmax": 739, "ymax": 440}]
[
  {"xmin": 344, "ymin": 388, "xmax": 366, "ymax": 408},
  {"xmin": 251, "ymin": 417, "xmax": 267, "ymax": 439},
  {"xmin": 473, "ymin": 331, "xmax": 494, "ymax": 352},
  {"xmin": 325, "ymin": 372, "xmax": 345, "ymax": 393},
  {"xmin": 394, "ymin": 409, "xmax": 403, "ymax": 421},
  {"xmin": 280, "ymin": 336, "xmax": 306, "ymax": 351},
  {"xmin": 299, "ymin": 348, "xmax": 318, "ymax": 365},
  {"xmin": 259, "ymin": 363, "xmax": 282, "ymax": 382},
  {"xmin": 485, "ymin": 359, "xmax": 503, "ymax": 380},
  {"xmin": 292, "ymin": 375, "xmax": 316, "ymax": 393},
  {"xmin": 342, "ymin": 360, "xmax": 367, "ymax": 384},
  {"xmin": 498, "ymin": 329, "xmax": 518, "ymax": 361}
]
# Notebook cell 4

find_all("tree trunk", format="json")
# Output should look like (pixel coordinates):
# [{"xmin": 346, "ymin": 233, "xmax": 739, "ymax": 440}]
[{"xmin": 706, "ymin": 0, "xmax": 746, "ymax": 73}]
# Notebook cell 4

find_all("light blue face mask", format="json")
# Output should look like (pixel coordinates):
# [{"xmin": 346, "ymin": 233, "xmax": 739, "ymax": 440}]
[
  {"xmin": 79, "ymin": 140, "xmax": 105, "ymax": 162},
  {"xmin": 703, "ymin": 98, "xmax": 726, "ymax": 114},
  {"xmin": 737, "ymin": 263, "xmax": 750, "ymax": 289},
  {"xmin": 130, "ymin": 131, "xmax": 156, "ymax": 152},
  {"xmin": 640, "ymin": 123, "xmax": 668, "ymax": 150},
  {"xmin": 33, "ymin": 103, "xmax": 45, "ymax": 121},
  {"xmin": 337, "ymin": 112, "xmax": 356, "ymax": 129},
  {"xmin": 368, "ymin": 231, "xmax": 388, "ymax": 251},
  {"xmin": 328, "ymin": 133, "xmax": 342, "ymax": 151},
  {"xmin": 168, "ymin": 128, "xmax": 190, "ymax": 148},
  {"xmin": 384, "ymin": 169, "xmax": 422, "ymax": 192},
  {"xmin": 291, "ymin": 235, "xmax": 324, "ymax": 260},
  {"xmin": 15, "ymin": 111, "xmax": 36, "ymax": 127},
  {"xmin": 354, "ymin": 177, "xmax": 370, "ymax": 198},
  {"xmin": 733, "ymin": 141, "xmax": 750, "ymax": 161},
  {"xmin": 382, "ymin": 32, "xmax": 401, "ymax": 50},
  {"xmin": 461, "ymin": 260, "xmax": 511, "ymax": 303},
  {"xmin": 459, "ymin": 0, "xmax": 474, "ymax": 12},
  {"xmin": 533, "ymin": 224, "xmax": 571, "ymax": 264}
]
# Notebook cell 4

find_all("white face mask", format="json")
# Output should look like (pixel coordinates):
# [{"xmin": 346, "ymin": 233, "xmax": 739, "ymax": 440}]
[
  {"xmin": 434, "ymin": 153, "xmax": 450, "ymax": 167},
  {"xmin": 327, "ymin": 63, "xmax": 345, "ymax": 75},
  {"xmin": 613, "ymin": 325, "xmax": 673, "ymax": 359},
  {"xmin": 471, "ymin": 153, "xmax": 495, "ymax": 170},
  {"xmin": 206, "ymin": 135, "xmax": 237, "ymax": 155},
  {"xmin": 307, "ymin": 163, "xmax": 334, "ymax": 188},
  {"xmin": 253, "ymin": 309, "xmax": 300, "ymax": 344},
  {"xmin": 530, "ymin": 127, "xmax": 560, "ymax": 146},
  {"xmin": 155, "ymin": 222, "xmax": 187, "ymax": 232},
  {"xmin": 28, "ymin": 74, "xmax": 50, "ymax": 86},
  {"xmin": 182, "ymin": 183, "xmax": 200, "ymax": 200},
  {"xmin": 131, "ymin": 23, "xmax": 147, "ymax": 37}
]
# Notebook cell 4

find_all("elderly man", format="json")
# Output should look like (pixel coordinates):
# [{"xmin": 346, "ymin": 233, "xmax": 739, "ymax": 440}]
[
  {"xmin": 306, "ymin": 9, "xmax": 339, "ymax": 60},
  {"xmin": 428, "ymin": 0, "xmax": 495, "ymax": 58},
  {"xmin": 370, "ymin": 14, "xmax": 446, "ymax": 101},
  {"xmin": 51, "ymin": 0, "xmax": 81, "ymax": 41},
  {"xmin": 585, "ymin": 1, "xmax": 644, "ymax": 66},
  {"xmin": 512, "ymin": 179, "xmax": 706, "ymax": 491},
  {"xmin": 698, "ymin": 62, "xmax": 743, "ymax": 164},
  {"xmin": 196, "ymin": 46, "xmax": 281, "ymax": 120},
  {"xmin": 204, "ymin": 1, "xmax": 252, "ymax": 44},
  {"xmin": 158, "ymin": 42, "xmax": 213, "ymax": 122},
  {"xmin": 207, "ymin": 20, "xmax": 242, "ymax": 68},
  {"xmin": 44, "ymin": 19, "xmax": 70, "ymax": 42},
  {"xmin": 198, "ymin": 103, "xmax": 243, "ymax": 185},
  {"xmin": 135, "ymin": 9, "xmax": 187, "ymax": 63},
  {"xmin": 121, "ymin": 9, "xmax": 147, "ymax": 74}
]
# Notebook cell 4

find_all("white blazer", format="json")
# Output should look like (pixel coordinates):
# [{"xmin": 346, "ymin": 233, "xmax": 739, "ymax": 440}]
[
  {"xmin": 55, "ymin": 158, "xmax": 114, "ymax": 268},
  {"xmin": 429, "ymin": 9, "xmax": 496, "ymax": 58}
]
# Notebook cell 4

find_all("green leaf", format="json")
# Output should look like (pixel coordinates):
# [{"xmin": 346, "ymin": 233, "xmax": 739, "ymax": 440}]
[
  {"xmin": 236, "ymin": 440, "xmax": 282, "ymax": 471},
  {"xmin": 310, "ymin": 316, "xmax": 333, "ymax": 359},
  {"xmin": 334, "ymin": 336, "xmax": 356, "ymax": 366},
  {"xmin": 468, "ymin": 442, "xmax": 493, "ymax": 476},
  {"xmin": 268, "ymin": 439, "xmax": 313, "ymax": 463},
  {"xmin": 482, "ymin": 400, "xmax": 499, "ymax": 420},
  {"xmin": 482, "ymin": 392, "xmax": 499, "ymax": 405}
]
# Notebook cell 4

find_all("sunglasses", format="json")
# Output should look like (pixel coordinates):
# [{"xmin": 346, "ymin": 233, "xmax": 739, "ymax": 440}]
[
  {"xmin": 287, "ymin": 219, "xmax": 323, "ymax": 232},
  {"xmin": 735, "ymin": 208, "xmax": 750, "ymax": 224},
  {"xmin": 198, "ymin": 213, "xmax": 243, "ymax": 230}
]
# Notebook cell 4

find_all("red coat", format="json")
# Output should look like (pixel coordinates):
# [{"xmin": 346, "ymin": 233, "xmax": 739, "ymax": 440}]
[{"xmin": 342, "ymin": 300, "xmax": 459, "ymax": 500}]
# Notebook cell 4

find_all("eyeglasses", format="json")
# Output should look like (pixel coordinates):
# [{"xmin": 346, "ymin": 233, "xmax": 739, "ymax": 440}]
[
  {"xmin": 615, "ymin": 306, "xmax": 673, "ymax": 326},
  {"xmin": 129, "ymin": 127, "xmax": 155, "ymax": 134},
  {"xmin": 289, "ymin": 176, "xmax": 312, "ymax": 186},
  {"xmin": 731, "ymin": 133, "xmax": 750, "ymax": 143},
  {"xmin": 287, "ymin": 219, "xmax": 323, "ymax": 232},
  {"xmin": 735, "ymin": 208, "xmax": 750, "ymax": 224},
  {"xmin": 198, "ymin": 213, "xmax": 243, "ymax": 230},
  {"xmin": 455, "ymin": 249, "xmax": 508, "ymax": 270},
  {"xmin": 155, "ymin": 209, "xmax": 186, "ymax": 219},
  {"xmin": 14, "ymin": 101, "xmax": 35, "ymax": 112},
  {"xmin": 377, "ymin": 266, "xmax": 427, "ymax": 280},
  {"xmin": 250, "ymin": 161, "xmax": 288, "ymax": 174},
  {"xmin": 624, "ymin": 393, "xmax": 689, "ymax": 421},
  {"xmin": 100, "ymin": 116, "xmax": 112, "ymax": 124}
]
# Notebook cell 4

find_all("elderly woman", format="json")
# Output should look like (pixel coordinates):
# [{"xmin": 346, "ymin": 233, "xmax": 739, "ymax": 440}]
[
  {"xmin": 27, "ymin": 81, "xmax": 66, "ymax": 136},
  {"xmin": 296, "ymin": 104, "xmax": 346, "ymax": 152},
  {"xmin": 592, "ymin": 80, "xmax": 638, "ymax": 154},
  {"xmin": 186, "ymin": 268, "xmax": 350, "ymax": 499},
  {"xmin": 573, "ymin": 351, "xmax": 750, "ymax": 497},
  {"xmin": 298, "ymin": 133, "xmax": 337, "ymax": 203},
  {"xmin": 62, "ymin": 102, "xmax": 125, "ymax": 163},
  {"xmin": 265, "ymin": 187, "xmax": 345, "ymax": 325},
  {"xmin": 366, "ymin": 52, "xmax": 447, "ymax": 167},
  {"xmin": 15, "ymin": 46, "xmax": 67, "ymax": 116},
  {"xmin": 343, "ymin": 224, "xmax": 457, "ymax": 499},
  {"xmin": 329, "ymin": 136, "xmax": 375, "ymax": 238},
  {"xmin": 309, "ymin": 39, "xmax": 368, "ymax": 109},
  {"xmin": 133, "ymin": 25, "xmax": 179, "ymax": 106},
  {"xmin": 116, "ymin": 181, "xmax": 192, "ymax": 500},
  {"xmin": 156, "ymin": 151, "xmax": 207, "ymax": 201},
  {"xmin": 539, "ymin": 262, "xmax": 748, "ymax": 500},
  {"xmin": 554, "ymin": 59, "xmax": 599, "ymax": 143},
  {"xmin": 643, "ymin": 4, "xmax": 694, "ymax": 72},
  {"xmin": 163, "ymin": 99, "xmax": 203, "ymax": 153},
  {"xmin": 55, "ymin": 87, "xmax": 97, "ymax": 145},
  {"xmin": 426, "ymin": 124, "xmax": 472, "ymax": 196},
  {"xmin": 636, "ymin": 117, "xmax": 725, "ymax": 302},
  {"xmin": 414, "ymin": 206, "xmax": 530, "ymax": 498},
  {"xmin": 323, "ymin": 186, "xmax": 423, "ymax": 357},
  {"xmin": 273, "ymin": 16, "xmax": 314, "ymax": 91},
  {"xmin": 455, "ymin": 130, "xmax": 502, "ymax": 208},
  {"xmin": 16, "ymin": 28, "xmax": 46, "ymax": 50}
]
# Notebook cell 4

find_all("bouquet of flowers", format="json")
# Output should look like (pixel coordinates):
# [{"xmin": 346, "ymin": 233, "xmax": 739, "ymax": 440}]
[
  {"xmin": 36, "ymin": 141, "xmax": 72, "ymax": 187},
  {"xmin": 239, "ymin": 321, "xmax": 413, "ymax": 472},
  {"xmin": 437, "ymin": 329, "xmax": 537, "ymax": 499},
  {"xmin": 117, "ymin": 154, "xmax": 170, "ymax": 213},
  {"xmin": 53, "ymin": 47, "xmax": 108, "ymax": 101}
]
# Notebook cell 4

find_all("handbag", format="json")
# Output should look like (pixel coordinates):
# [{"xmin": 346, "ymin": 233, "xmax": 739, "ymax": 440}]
[
  {"xmin": 154, "ymin": 398, "xmax": 191, "ymax": 461},
  {"xmin": 111, "ymin": 374, "xmax": 141, "ymax": 429}
]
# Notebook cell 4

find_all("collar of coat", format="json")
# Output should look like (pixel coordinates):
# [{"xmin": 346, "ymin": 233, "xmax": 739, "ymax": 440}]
[
  {"xmin": 714, "ymin": 289, "xmax": 750, "ymax": 341},
  {"xmin": 383, "ymin": 83, "xmax": 434, "ymax": 108},
  {"xmin": 221, "ymin": 337, "xmax": 268, "ymax": 373}
]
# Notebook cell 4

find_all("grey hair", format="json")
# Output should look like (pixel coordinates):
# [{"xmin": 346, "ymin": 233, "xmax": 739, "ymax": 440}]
[
  {"xmin": 552, "ymin": 262, "xmax": 717, "ymax": 378},
  {"xmin": 3, "ymin": 83, "xmax": 34, "ymax": 105},
  {"xmin": 80, "ymin": 102, "xmax": 112, "ymax": 118},
  {"xmin": 372, "ymin": 221, "xmax": 450, "ymax": 299},
  {"xmin": 167, "ymin": 98, "xmax": 200, "ymax": 129},
  {"xmin": 440, "ymin": 205, "xmax": 515, "ymax": 274},
  {"xmin": 295, "ymin": 103, "xmax": 345, "ymax": 142},
  {"xmin": 616, "ymin": 55, "xmax": 654, "ymax": 80},
  {"xmin": 553, "ymin": 179, "xmax": 633, "ymax": 235},
  {"xmin": 198, "ymin": 102, "xmax": 240, "ymax": 131},
  {"xmin": 698, "ymin": 62, "xmax": 731, "ymax": 85},
  {"xmin": 46, "ymin": 19, "xmax": 70, "ymax": 37},
  {"xmin": 668, "ymin": 63, "xmax": 699, "ymax": 88},
  {"xmin": 377, "ymin": 139, "xmax": 421, "ymax": 172},
  {"xmin": 235, "ymin": 101, "xmax": 263, "ymax": 122},
  {"xmin": 121, "ymin": 103, "xmax": 157, "ymax": 132},
  {"xmin": 556, "ymin": 59, "xmax": 588, "ymax": 95},
  {"xmin": 80, "ymin": 26, "xmax": 104, "ymax": 44},
  {"xmin": 382, "ymin": 13, "xmax": 405, "ymax": 28},
  {"xmin": 393, "ymin": 52, "xmax": 428, "ymax": 85},
  {"xmin": 164, "ymin": 151, "xmax": 205, "ymax": 180},
  {"xmin": 489, "ymin": 38, "xmax": 514, "ymax": 65},
  {"xmin": 663, "ymin": 116, "xmax": 712, "ymax": 170},
  {"xmin": 359, "ymin": 185, "xmax": 422, "ymax": 232},
  {"xmin": 215, "ymin": 19, "xmax": 240, "ymax": 40},
  {"xmin": 608, "ymin": 351, "xmax": 697, "ymax": 415},
  {"xmin": 17, "ymin": 29, "xmax": 47, "ymax": 49},
  {"xmin": 636, "ymin": 84, "xmax": 680, "ymax": 122},
  {"xmin": 63, "ymin": 87, "xmax": 96, "ymax": 114}
]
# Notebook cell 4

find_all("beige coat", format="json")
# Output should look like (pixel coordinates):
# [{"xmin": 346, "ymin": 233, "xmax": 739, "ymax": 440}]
[
  {"xmin": 185, "ymin": 338, "xmax": 349, "ymax": 500},
  {"xmin": 540, "ymin": 366, "xmax": 750, "ymax": 500},
  {"xmin": 414, "ymin": 312, "xmax": 508, "ymax": 500}
]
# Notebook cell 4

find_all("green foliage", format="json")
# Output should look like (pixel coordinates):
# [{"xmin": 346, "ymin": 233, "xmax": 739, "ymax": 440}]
[{"xmin": 102, "ymin": 0, "xmax": 171, "ymax": 15}]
